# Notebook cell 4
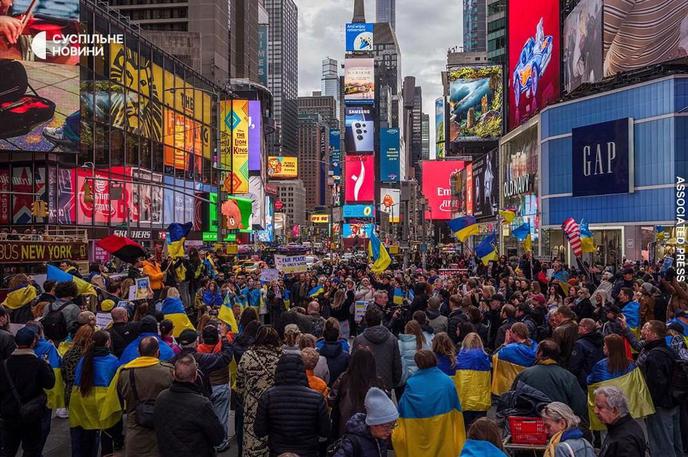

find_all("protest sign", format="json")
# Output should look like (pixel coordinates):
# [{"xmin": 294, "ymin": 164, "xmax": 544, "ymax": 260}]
[{"xmin": 274, "ymin": 255, "xmax": 308, "ymax": 274}]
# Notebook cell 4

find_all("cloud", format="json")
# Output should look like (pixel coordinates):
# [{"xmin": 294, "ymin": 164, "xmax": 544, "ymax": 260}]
[{"xmin": 297, "ymin": 0, "xmax": 463, "ymax": 149}]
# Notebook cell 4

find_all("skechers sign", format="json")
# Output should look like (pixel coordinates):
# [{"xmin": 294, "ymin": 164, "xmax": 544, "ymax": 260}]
[{"xmin": 572, "ymin": 118, "xmax": 634, "ymax": 197}]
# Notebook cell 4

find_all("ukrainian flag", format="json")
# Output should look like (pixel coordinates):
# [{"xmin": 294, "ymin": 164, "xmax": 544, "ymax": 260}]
[
  {"xmin": 218, "ymin": 296, "xmax": 239, "ymax": 333},
  {"xmin": 283, "ymin": 289, "xmax": 291, "ymax": 308},
  {"xmin": 491, "ymin": 341, "xmax": 538, "ymax": 396},
  {"xmin": 449, "ymin": 216, "xmax": 479, "ymax": 242},
  {"xmin": 118, "ymin": 333, "xmax": 175, "ymax": 366},
  {"xmin": 454, "ymin": 349, "xmax": 492, "ymax": 412},
  {"xmin": 235, "ymin": 289, "xmax": 248, "ymax": 309},
  {"xmin": 523, "ymin": 233, "xmax": 532, "ymax": 253},
  {"xmin": 161, "ymin": 296, "xmax": 195, "ymax": 337},
  {"xmin": 393, "ymin": 366, "xmax": 466, "ymax": 457},
  {"xmin": 167, "ymin": 222, "xmax": 192, "ymax": 258},
  {"xmin": 47, "ymin": 265, "xmax": 96, "ymax": 296},
  {"xmin": 393, "ymin": 287, "xmax": 405, "ymax": 305},
  {"xmin": 511, "ymin": 222, "xmax": 530, "ymax": 242},
  {"xmin": 499, "ymin": 209, "xmax": 516, "ymax": 224},
  {"xmin": 475, "ymin": 234, "xmax": 499, "ymax": 266},
  {"xmin": 1, "ymin": 284, "xmax": 37, "ymax": 310},
  {"xmin": 622, "ymin": 300, "xmax": 641, "ymax": 338},
  {"xmin": 248, "ymin": 287, "xmax": 263, "ymax": 307},
  {"xmin": 35, "ymin": 338, "xmax": 64, "ymax": 410},
  {"xmin": 586, "ymin": 359, "xmax": 654, "ymax": 430},
  {"xmin": 460, "ymin": 439, "xmax": 509, "ymax": 457},
  {"xmin": 69, "ymin": 353, "xmax": 121, "ymax": 430},
  {"xmin": 308, "ymin": 285, "xmax": 325, "ymax": 298},
  {"xmin": 580, "ymin": 220, "xmax": 595, "ymax": 253},
  {"xmin": 368, "ymin": 231, "xmax": 392, "ymax": 273}
]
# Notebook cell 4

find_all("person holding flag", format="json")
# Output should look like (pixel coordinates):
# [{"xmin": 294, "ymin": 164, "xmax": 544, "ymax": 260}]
[
  {"xmin": 166, "ymin": 222, "xmax": 192, "ymax": 259},
  {"xmin": 368, "ymin": 230, "xmax": 392, "ymax": 274},
  {"xmin": 491, "ymin": 323, "xmax": 538, "ymax": 396},
  {"xmin": 475, "ymin": 233, "xmax": 499, "ymax": 266},
  {"xmin": 160, "ymin": 287, "xmax": 195, "ymax": 338}
]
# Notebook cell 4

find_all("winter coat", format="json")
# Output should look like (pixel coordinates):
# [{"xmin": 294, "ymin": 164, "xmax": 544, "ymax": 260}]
[
  {"xmin": 108, "ymin": 322, "xmax": 141, "ymax": 358},
  {"xmin": 154, "ymin": 381, "xmax": 225, "ymax": 457},
  {"xmin": 141, "ymin": 260, "xmax": 165, "ymax": 291},
  {"xmin": 0, "ymin": 348, "xmax": 55, "ymax": 420},
  {"xmin": 573, "ymin": 298, "xmax": 594, "ymax": 320},
  {"xmin": 426, "ymin": 308, "xmax": 448, "ymax": 334},
  {"xmin": 332, "ymin": 413, "xmax": 391, "ymax": 457},
  {"xmin": 637, "ymin": 339, "xmax": 677, "ymax": 408},
  {"xmin": 447, "ymin": 309, "xmax": 468, "ymax": 345},
  {"xmin": 598, "ymin": 414, "xmax": 647, "ymax": 457},
  {"xmin": 569, "ymin": 331, "xmax": 605, "ymax": 388},
  {"xmin": 254, "ymin": 354, "xmax": 330, "ymax": 457},
  {"xmin": 174, "ymin": 337, "xmax": 233, "ymax": 395},
  {"xmin": 495, "ymin": 318, "xmax": 516, "ymax": 349},
  {"xmin": 553, "ymin": 429, "xmax": 595, "ymax": 457},
  {"xmin": 352, "ymin": 325, "xmax": 402, "ymax": 388},
  {"xmin": 319, "ymin": 340, "xmax": 351, "ymax": 386},
  {"xmin": 328, "ymin": 372, "xmax": 387, "ymax": 437},
  {"xmin": 0, "ymin": 329, "xmax": 16, "ymax": 361},
  {"xmin": 552, "ymin": 319, "xmax": 579, "ymax": 369},
  {"xmin": 398, "ymin": 334, "xmax": 430, "ymax": 385}
]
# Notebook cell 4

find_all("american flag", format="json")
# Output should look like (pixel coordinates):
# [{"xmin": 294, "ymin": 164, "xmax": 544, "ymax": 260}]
[{"xmin": 562, "ymin": 217, "xmax": 582, "ymax": 258}]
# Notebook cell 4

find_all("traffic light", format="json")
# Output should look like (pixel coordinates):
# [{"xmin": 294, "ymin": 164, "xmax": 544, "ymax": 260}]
[{"xmin": 31, "ymin": 200, "xmax": 48, "ymax": 218}]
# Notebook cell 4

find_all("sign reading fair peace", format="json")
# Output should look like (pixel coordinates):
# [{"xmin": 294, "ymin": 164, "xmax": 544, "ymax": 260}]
[{"xmin": 571, "ymin": 118, "xmax": 634, "ymax": 197}]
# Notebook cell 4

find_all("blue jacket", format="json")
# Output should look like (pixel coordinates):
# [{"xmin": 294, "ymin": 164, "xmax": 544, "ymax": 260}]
[
  {"xmin": 569, "ymin": 331, "xmax": 605, "ymax": 388},
  {"xmin": 318, "ymin": 340, "xmax": 351, "ymax": 387},
  {"xmin": 333, "ymin": 413, "xmax": 391, "ymax": 457}
]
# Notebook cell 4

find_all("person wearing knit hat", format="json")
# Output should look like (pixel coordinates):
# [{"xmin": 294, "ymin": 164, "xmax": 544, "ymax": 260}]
[
  {"xmin": 364, "ymin": 387, "xmax": 398, "ymax": 426},
  {"xmin": 100, "ymin": 299, "xmax": 115, "ymax": 312}
]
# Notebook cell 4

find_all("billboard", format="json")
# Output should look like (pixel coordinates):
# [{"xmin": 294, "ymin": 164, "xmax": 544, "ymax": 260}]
[
  {"xmin": 342, "ymin": 204, "xmax": 375, "ymax": 219},
  {"xmin": 220, "ymin": 99, "xmax": 250, "ymax": 193},
  {"xmin": 508, "ymin": 0, "xmax": 560, "ymax": 130},
  {"xmin": 435, "ymin": 97, "xmax": 446, "ymax": 159},
  {"xmin": 471, "ymin": 149, "xmax": 498, "ymax": 219},
  {"xmin": 448, "ymin": 66, "xmax": 503, "ymax": 141},
  {"xmin": 603, "ymin": 0, "xmax": 688, "ymax": 78},
  {"xmin": 311, "ymin": 214, "xmax": 330, "ymax": 224},
  {"xmin": 421, "ymin": 160, "xmax": 464, "ymax": 220},
  {"xmin": 345, "ymin": 106, "xmax": 375, "ymax": 153},
  {"xmin": 344, "ymin": 58, "xmax": 375, "ymax": 103},
  {"xmin": 267, "ymin": 156, "xmax": 298, "ymax": 179},
  {"xmin": 572, "ymin": 118, "xmax": 634, "ymax": 197},
  {"xmin": 346, "ymin": 23, "xmax": 374, "ymax": 52},
  {"xmin": 258, "ymin": 24, "xmax": 268, "ymax": 86},
  {"xmin": 248, "ymin": 176, "xmax": 266, "ymax": 228},
  {"xmin": 380, "ymin": 188, "xmax": 400, "ymax": 223},
  {"xmin": 345, "ymin": 155, "xmax": 375, "ymax": 203},
  {"xmin": 248, "ymin": 101, "xmax": 262, "ymax": 172},
  {"xmin": 330, "ymin": 129, "xmax": 342, "ymax": 177},
  {"xmin": 163, "ymin": 111, "xmax": 203, "ymax": 173},
  {"xmin": 342, "ymin": 223, "xmax": 374, "ymax": 239},
  {"xmin": 380, "ymin": 128, "xmax": 400, "ymax": 182},
  {"xmin": 501, "ymin": 125, "xmax": 539, "ymax": 237},
  {"xmin": 563, "ymin": 0, "xmax": 603, "ymax": 93}
]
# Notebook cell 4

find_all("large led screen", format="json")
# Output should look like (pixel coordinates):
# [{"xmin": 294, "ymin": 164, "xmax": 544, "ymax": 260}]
[
  {"xmin": 563, "ymin": 0, "xmax": 603, "ymax": 93},
  {"xmin": 345, "ymin": 155, "xmax": 375, "ymax": 203},
  {"xmin": 342, "ymin": 223, "xmax": 374, "ymax": 239},
  {"xmin": 346, "ymin": 23, "xmax": 374, "ymax": 52},
  {"xmin": 344, "ymin": 58, "xmax": 375, "ymax": 104},
  {"xmin": 421, "ymin": 160, "xmax": 464, "ymax": 220},
  {"xmin": 380, "ymin": 188, "xmax": 400, "ymax": 223},
  {"xmin": 448, "ymin": 66, "xmax": 503, "ymax": 141},
  {"xmin": 345, "ymin": 106, "xmax": 375, "ymax": 154},
  {"xmin": 435, "ymin": 97, "xmax": 446, "ymax": 159},
  {"xmin": 379, "ymin": 128, "xmax": 400, "ymax": 182},
  {"xmin": 471, "ymin": 149, "xmax": 499, "ymax": 220},
  {"xmin": 508, "ymin": 0, "xmax": 560, "ymax": 130},
  {"xmin": 248, "ymin": 101, "xmax": 262, "ymax": 172},
  {"xmin": 219, "ymin": 99, "xmax": 250, "ymax": 194}
]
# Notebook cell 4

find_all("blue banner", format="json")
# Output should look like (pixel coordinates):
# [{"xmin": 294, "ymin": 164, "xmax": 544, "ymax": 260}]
[
  {"xmin": 380, "ymin": 128, "xmax": 400, "ymax": 182},
  {"xmin": 330, "ymin": 129, "xmax": 342, "ymax": 177},
  {"xmin": 342, "ymin": 204, "xmax": 375, "ymax": 219},
  {"xmin": 572, "ymin": 118, "xmax": 633, "ymax": 197},
  {"xmin": 346, "ymin": 23, "xmax": 374, "ymax": 52},
  {"xmin": 258, "ymin": 24, "xmax": 268, "ymax": 87}
]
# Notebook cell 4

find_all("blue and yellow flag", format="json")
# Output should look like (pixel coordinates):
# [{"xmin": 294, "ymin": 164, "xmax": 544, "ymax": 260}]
[
  {"xmin": 167, "ymin": 222, "xmax": 192, "ymax": 258},
  {"xmin": 491, "ymin": 341, "xmax": 538, "ymax": 396},
  {"xmin": 393, "ymin": 367, "xmax": 466, "ymax": 457},
  {"xmin": 393, "ymin": 287, "xmax": 405, "ymax": 305},
  {"xmin": 1, "ymin": 284, "xmax": 37, "ymax": 310},
  {"xmin": 499, "ymin": 209, "xmax": 516, "ymax": 224},
  {"xmin": 586, "ymin": 360, "xmax": 654, "ymax": 430},
  {"xmin": 69, "ymin": 354, "xmax": 121, "ymax": 430},
  {"xmin": 511, "ymin": 222, "xmax": 530, "ymax": 241},
  {"xmin": 475, "ymin": 234, "xmax": 498, "ymax": 266},
  {"xmin": 454, "ymin": 349, "xmax": 492, "ymax": 412},
  {"xmin": 460, "ymin": 439, "xmax": 509, "ymax": 457},
  {"xmin": 47, "ymin": 265, "xmax": 96, "ymax": 296},
  {"xmin": 523, "ymin": 233, "xmax": 532, "ymax": 253},
  {"xmin": 218, "ymin": 295, "xmax": 239, "ymax": 333},
  {"xmin": 161, "ymin": 296, "xmax": 195, "ymax": 338},
  {"xmin": 283, "ymin": 289, "xmax": 291, "ymax": 308},
  {"xmin": 449, "ymin": 216, "xmax": 479, "ymax": 242},
  {"xmin": 308, "ymin": 285, "xmax": 325, "ymax": 298},
  {"xmin": 118, "ymin": 333, "xmax": 175, "ymax": 366},
  {"xmin": 35, "ymin": 338, "xmax": 64, "ymax": 410},
  {"xmin": 580, "ymin": 220, "xmax": 595, "ymax": 253},
  {"xmin": 622, "ymin": 300, "xmax": 641, "ymax": 337},
  {"xmin": 368, "ymin": 231, "xmax": 392, "ymax": 273}
]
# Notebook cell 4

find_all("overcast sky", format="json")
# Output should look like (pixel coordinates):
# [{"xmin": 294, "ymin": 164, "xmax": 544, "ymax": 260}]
[{"xmin": 297, "ymin": 0, "xmax": 463, "ymax": 154}]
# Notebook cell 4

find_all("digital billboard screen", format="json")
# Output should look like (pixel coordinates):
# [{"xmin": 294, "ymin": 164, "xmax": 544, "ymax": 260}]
[
  {"xmin": 380, "ymin": 128, "xmax": 400, "ymax": 182},
  {"xmin": 342, "ymin": 204, "xmax": 375, "ymax": 219},
  {"xmin": 220, "ymin": 99, "xmax": 250, "ymax": 193},
  {"xmin": 421, "ymin": 160, "xmax": 464, "ymax": 220},
  {"xmin": 267, "ymin": 156, "xmax": 298, "ymax": 179},
  {"xmin": 380, "ymin": 188, "xmax": 400, "ymax": 223},
  {"xmin": 344, "ymin": 58, "xmax": 375, "ymax": 104},
  {"xmin": 508, "ymin": 0, "xmax": 561, "ymax": 130},
  {"xmin": 435, "ymin": 97, "xmax": 446, "ymax": 159},
  {"xmin": 346, "ymin": 23, "xmax": 374, "ymax": 52},
  {"xmin": 471, "ymin": 149, "xmax": 499, "ymax": 219},
  {"xmin": 330, "ymin": 129, "xmax": 342, "ymax": 177},
  {"xmin": 448, "ymin": 65, "xmax": 503, "ymax": 141},
  {"xmin": 345, "ymin": 106, "xmax": 375, "ymax": 153},
  {"xmin": 248, "ymin": 101, "xmax": 262, "ymax": 172},
  {"xmin": 345, "ymin": 155, "xmax": 375, "ymax": 203},
  {"xmin": 342, "ymin": 223, "xmax": 374, "ymax": 239},
  {"xmin": 563, "ymin": 0, "xmax": 603, "ymax": 93}
]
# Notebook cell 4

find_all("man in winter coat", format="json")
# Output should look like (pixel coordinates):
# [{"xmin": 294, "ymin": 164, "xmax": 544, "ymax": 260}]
[
  {"xmin": 515, "ymin": 303, "xmax": 539, "ymax": 342},
  {"xmin": 318, "ymin": 324, "xmax": 351, "ymax": 386},
  {"xmin": 426, "ymin": 296, "xmax": 448, "ymax": 334},
  {"xmin": 594, "ymin": 386, "xmax": 647, "ymax": 457},
  {"xmin": 254, "ymin": 354, "xmax": 330, "ymax": 457},
  {"xmin": 154, "ymin": 355, "xmax": 225, "ymax": 457},
  {"xmin": 0, "ymin": 308, "xmax": 17, "ymax": 360},
  {"xmin": 174, "ymin": 328, "xmax": 233, "ymax": 396},
  {"xmin": 333, "ymin": 387, "xmax": 398, "ymax": 457},
  {"xmin": 352, "ymin": 305, "xmax": 402, "ymax": 389},
  {"xmin": 568, "ymin": 318, "xmax": 604, "ymax": 389},
  {"xmin": 551, "ymin": 305, "xmax": 578, "ymax": 369}
]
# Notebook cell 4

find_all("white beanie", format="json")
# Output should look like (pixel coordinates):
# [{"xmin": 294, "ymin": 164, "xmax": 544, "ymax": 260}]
[{"xmin": 364, "ymin": 387, "xmax": 399, "ymax": 426}]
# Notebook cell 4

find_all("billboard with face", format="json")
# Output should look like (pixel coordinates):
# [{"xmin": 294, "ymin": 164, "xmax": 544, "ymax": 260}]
[
  {"xmin": 380, "ymin": 188, "xmax": 400, "ymax": 223},
  {"xmin": 345, "ymin": 155, "xmax": 375, "ymax": 203},
  {"xmin": 508, "ymin": 0, "xmax": 560, "ymax": 130},
  {"xmin": 563, "ymin": 0, "xmax": 603, "ymax": 93},
  {"xmin": 448, "ymin": 66, "xmax": 503, "ymax": 141},
  {"xmin": 471, "ymin": 149, "xmax": 499, "ymax": 219},
  {"xmin": 342, "ymin": 223, "xmax": 374, "ymax": 239},
  {"xmin": 344, "ymin": 58, "xmax": 375, "ymax": 104},
  {"xmin": 345, "ymin": 106, "xmax": 375, "ymax": 153},
  {"xmin": 421, "ymin": 160, "xmax": 464, "ymax": 220}
]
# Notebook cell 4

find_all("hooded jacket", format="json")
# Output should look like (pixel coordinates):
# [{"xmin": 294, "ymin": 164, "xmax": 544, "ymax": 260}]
[
  {"xmin": 426, "ymin": 308, "xmax": 448, "ymax": 334},
  {"xmin": 398, "ymin": 334, "xmax": 430, "ymax": 385},
  {"xmin": 353, "ymin": 325, "xmax": 402, "ymax": 388},
  {"xmin": 569, "ymin": 331, "xmax": 605, "ymax": 389},
  {"xmin": 319, "ymin": 340, "xmax": 351, "ymax": 387},
  {"xmin": 254, "ymin": 354, "xmax": 330, "ymax": 457},
  {"xmin": 332, "ymin": 413, "xmax": 390, "ymax": 457}
]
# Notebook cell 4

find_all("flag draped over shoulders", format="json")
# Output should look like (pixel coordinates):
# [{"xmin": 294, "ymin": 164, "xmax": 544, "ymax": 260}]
[
  {"xmin": 491, "ymin": 341, "xmax": 538, "ymax": 396},
  {"xmin": 99, "ymin": 356, "xmax": 163, "ymax": 423},
  {"xmin": 69, "ymin": 354, "xmax": 121, "ymax": 430},
  {"xmin": 161, "ymin": 296, "xmax": 195, "ymax": 337},
  {"xmin": 460, "ymin": 439, "xmax": 509, "ymax": 457},
  {"xmin": 393, "ymin": 367, "xmax": 466, "ymax": 457},
  {"xmin": 35, "ymin": 338, "xmax": 64, "ymax": 410},
  {"xmin": 1, "ymin": 285, "xmax": 37, "ymax": 310},
  {"xmin": 455, "ymin": 349, "xmax": 492, "ymax": 412}
]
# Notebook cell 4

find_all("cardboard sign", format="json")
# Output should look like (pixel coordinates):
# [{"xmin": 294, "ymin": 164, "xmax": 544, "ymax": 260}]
[
  {"xmin": 260, "ymin": 269, "xmax": 280, "ymax": 283},
  {"xmin": 354, "ymin": 300, "xmax": 369, "ymax": 323},
  {"xmin": 135, "ymin": 277, "xmax": 150, "ymax": 300}
]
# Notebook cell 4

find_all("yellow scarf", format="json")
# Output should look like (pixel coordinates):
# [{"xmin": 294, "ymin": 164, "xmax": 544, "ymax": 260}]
[
  {"xmin": 544, "ymin": 430, "xmax": 563, "ymax": 457},
  {"xmin": 122, "ymin": 356, "xmax": 161, "ymax": 370}
]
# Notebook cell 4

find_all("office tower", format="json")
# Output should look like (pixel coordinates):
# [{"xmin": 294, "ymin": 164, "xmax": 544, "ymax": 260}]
[
  {"xmin": 421, "ymin": 114, "xmax": 430, "ymax": 160},
  {"xmin": 232, "ymin": 0, "xmax": 263, "ymax": 82},
  {"xmin": 299, "ymin": 93, "xmax": 339, "ymax": 130},
  {"xmin": 276, "ymin": 180, "xmax": 307, "ymax": 228},
  {"xmin": 463, "ymin": 0, "xmax": 487, "ymax": 52},
  {"xmin": 376, "ymin": 0, "xmax": 396, "ymax": 30},
  {"xmin": 487, "ymin": 0, "xmax": 506, "ymax": 63},
  {"xmin": 353, "ymin": 0, "xmax": 366, "ymax": 23},
  {"xmin": 266, "ymin": 0, "xmax": 299, "ymax": 154},
  {"xmin": 298, "ymin": 113, "xmax": 330, "ymax": 211},
  {"xmin": 321, "ymin": 58, "xmax": 340, "ymax": 116},
  {"xmin": 411, "ymin": 86, "xmax": 423, "ymax": 174}
]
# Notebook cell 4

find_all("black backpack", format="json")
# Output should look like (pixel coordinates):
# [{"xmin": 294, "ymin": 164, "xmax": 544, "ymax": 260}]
[
  {"xmin": 42, "ymin": 302, "xmax": 69, "ymax": 342},
  {"xmin": 326, "ymin": 433, "xmax": 361, "ymax": 457}
]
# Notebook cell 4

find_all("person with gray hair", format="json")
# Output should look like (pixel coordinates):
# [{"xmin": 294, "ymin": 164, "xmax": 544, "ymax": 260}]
[
  {"xmin": 593, "ymin": 386, "xmax": 646, "ymax": 457},
  {"xmin": 540, "ymin": 402, "xmax": 595, "ymax": 457}
]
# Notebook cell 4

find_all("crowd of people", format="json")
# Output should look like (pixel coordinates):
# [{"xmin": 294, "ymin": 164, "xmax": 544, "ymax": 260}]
[{"xmin": 0, "ymin": 247, "xmax": 686, "ymax": 457}]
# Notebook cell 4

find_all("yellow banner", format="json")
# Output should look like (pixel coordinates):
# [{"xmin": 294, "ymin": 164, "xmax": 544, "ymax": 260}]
[
  {"xmin": 311, "ymin": 214, "xmax": 329, "ymax": 224},
  {"xmin": 267, "ymin": 156, "xmax": 299, "ymax": 179},
  {"xmin": 219, "ymin": 100, "xmax": 250, "ymax": 194}
]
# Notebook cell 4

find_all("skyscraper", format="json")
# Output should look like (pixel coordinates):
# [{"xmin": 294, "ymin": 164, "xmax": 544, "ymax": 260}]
[
  {"xmin": 421, "ymin": 114, "xmax": 430, "ymax": 160},
  {"xmin": 486, "ymin": 0, "xmax": 506, "ymax": 63},
  {"xmin": 321, "ymin": 58, "xmax": 340, "ymax": 116},
  {"xmin": 299, "ymin": 93, "xmax": 338, "ymax": 130},
  {"xmin": 376, "ymin": 0, "xmax": 396, "ymax": 30},
  {"xmin": 231, "ymin": 0, "xmax": 263, "ymax": 83},
  {"xmin": 266, "ymin": 0, "xmax": 299, "ymax": 154},
  {"xmin": 411, "ymin": 85, "xmax": 423, "ymax": 177},
  {"xmin": 298, "ymin": 113, "xmax": 330, "ymax": 211},
  {"xmin": 463, "ymin": 0, "xmax": 487, "ymax": 52}
]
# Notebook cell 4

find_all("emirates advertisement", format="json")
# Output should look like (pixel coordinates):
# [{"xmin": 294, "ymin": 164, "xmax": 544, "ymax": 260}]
[
  {"xmin": 421, "ymin": 160, "xmax": 464, "ymax": 220},
  {"xmin": 345, "ymin": 155, "xmax": 375, "ymax": 203}
]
